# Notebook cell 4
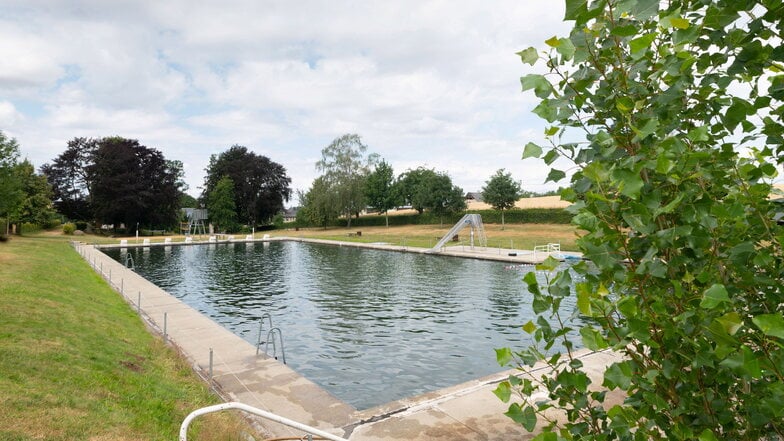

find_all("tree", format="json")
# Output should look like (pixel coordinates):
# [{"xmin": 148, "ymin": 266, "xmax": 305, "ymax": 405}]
[
  {"xmin": 420, "ymin": 172, "xmax": 466, "ymax": 225},
  {"xmin": 365, "ymin": 160, "xmax": 399, "ymax": 227},
  {"xmin": 40, "ymin": 137, "xmax": 96, "ymax": 221},
  {"xmin": 202, "ymin": 146, "xmax": 291, "ymax": 227},
  {"xmin": 297, "ymin": 176, "xmax": 339, "ymax": 229},
  {"xmin": 88, "ymin": 137, "xmax": 181, "ymax": 230},
  {"xmin": 397, "ymin": 167, "xmax": 439, "ymax": 214},
  {"xmin": 12, "ymin": 160, "xmax": 57, "ymax": 227},
  {"xmin": 207, "ymin": 176, "xmax": 238, "ymax": 233},
  {"xmin": 0, "ymin": 131, "xmax": 23, "ymax": 237},
  {"xmin": 316, "ymin": 134, "xmax": 378, "ymax": 228},
  {"xmin": 482, "ymin": 169, "xmax": 522, "ymax": 230},
  {"xmin": 496, "ymin": 1, "xmax": 784, "ymax": 439}
]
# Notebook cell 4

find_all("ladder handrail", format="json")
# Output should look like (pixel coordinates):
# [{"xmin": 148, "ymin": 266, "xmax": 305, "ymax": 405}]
[
  {"xmin": 179, "ymin": 402, "xmax": 348, "ymax": 441},
  {"xmin": 256, "ymin": 313, "xmax": 274, "ymax": 355}
]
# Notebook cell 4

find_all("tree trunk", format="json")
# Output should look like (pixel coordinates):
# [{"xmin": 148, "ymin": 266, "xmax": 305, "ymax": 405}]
[
  {"xmin": 385, "ymin": 211, "xmax": 389, "ymax": 228},
  {"xmin": 346, "ymin": 210, "xmax": 352, "ymax": 228},
  {"xmin": 502, "ymin": 210, "xmax": 505, "ymax": 231}
]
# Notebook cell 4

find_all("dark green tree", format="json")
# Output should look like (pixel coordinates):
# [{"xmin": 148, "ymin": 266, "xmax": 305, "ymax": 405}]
[
  {"xmin": 207, "ymin": 176, "xmax": 238, "ymax": 233},
  {"xmin": 482, "ymin": 169, "xmax": 522, "ymax": 230},
  {"xmin": 316, "ymin": 134, "xmax": 378, "ymax": 228},
  {"xmin": 420, "ymin": 172, "xmax": 466, "ymax": 225},
  {"xmin": 40, "ymin": 137, "xmax": 96, "ymax": 221},
  {"xmin": 202, "ymin": 146, "xmax": 291, "ymax": 227},
  {"xmin": 496, "ymin": 1, "xmax": 784, "ymax": 439},
  {"xmin": 397, "ymin": 167, "xmax": 439, "ymax": 214},
  {"xmin": 365, "ymin": 160, "xmax": 400, "ymax": 227},
  {"xmin": 88, "ymin": 137, "xmax": 181, "ymax": 230}
]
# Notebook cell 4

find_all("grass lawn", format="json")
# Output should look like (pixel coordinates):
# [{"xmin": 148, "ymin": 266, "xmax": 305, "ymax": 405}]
[
  {"xmin": 268, "ymin": 223, "xmax": 581, "ymax": 251},
  {"xmin": 0, "ymin": 234, "xmax": 246, "ymax": 441}
]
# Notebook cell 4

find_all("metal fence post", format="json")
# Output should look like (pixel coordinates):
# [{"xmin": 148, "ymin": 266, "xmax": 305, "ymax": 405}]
[
  {"xmin": 164, "ymin": 312, "xmax": 168, "ymax": 343},
  {"xmin": 137, "ymin": 291, "xmax": 141, "ymax": 314},
  {"xmin": 209, "ymin": 348, "xmax": 213, "ymax": 381}
]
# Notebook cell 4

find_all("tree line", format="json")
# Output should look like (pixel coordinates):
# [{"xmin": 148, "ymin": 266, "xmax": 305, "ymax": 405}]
[
  {"xmin": 297, "ymin": 133, "xmax": 530, "ymax": 229},
  {"xmin": 0, "ymin": 133, "xmax": 293, "ymax": 237}
]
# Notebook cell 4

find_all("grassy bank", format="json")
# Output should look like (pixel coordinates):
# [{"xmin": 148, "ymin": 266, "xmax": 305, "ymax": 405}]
[
  {"xmin": 0, "ymin": 234, "xmax": 245, "ymax": 440},
  {"xmin": 269, "ymin": 223, "xmax": 581, "ymax": 251}
]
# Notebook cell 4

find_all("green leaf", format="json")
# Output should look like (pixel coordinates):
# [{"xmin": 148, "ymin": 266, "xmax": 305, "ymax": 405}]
[
  {"xmin": 556, "ymin": 38, "xmax": 575, "ymax": 60},
  {"xmin": 752, "ymin": 313, "xmax": 784, "ymax": 339},
  {"xmin": 520, "ymin": 74, "xmax": 552, "ymax": 98},
  {"xmin": 603, "ymin": 361, "xmax": 633, "ymax": 390},
  {"xmin": 699, "ymin": 429, "xmax": 719, "ymax": 441},
  {"xmin": 522, "ymin": 320, "xmax": 537, "ymax": 334},
  {"xmin": 537, "ymin": 255, "xmax": 561, "ymax": 271},
  {"xmin": 532, "ymin": 433, "xmax": 558, "ymax": 441},
  {"xmin": 614, "ymin": 169, "xmax": 644, "ymax": 199},
  {"xmin": 545, "ymin": 168, "xmax": 566, "ymax": 183},
  {"xmin": 700, "ymin": 284, "xmax": 730, "ymax": 309},
  {"xmin": 576, "ymin": 283, "xmax": 591, "ymax": 315},
  {"xmin": 545, "ymin": 36, "xmax": 560, "ymax": 48},
  {"xmin": 564, "ymin": 0, "xmax": 587, "ymax": 21},
  {"xmin": 630, "ymin": 0, "xmax": 659, "ymax": 20},
  {"xmin": 611, "ymin": 24, "xmax": 638, "ymax": 37},
  {"xmin": 522, "ymin": 142, "xmax": 543, "ymax": 159},
  {"xmin": 580, "ymin": 326, "xmax": 608, "ymax": 350},
  {"xmin": 717, "ymin": 312, "xmax": 743, "ymax": 336},
  {"xmin": 493, "ymin": 381, "xmax": 512, "ymax": 402},
  {"xmin": 670, "ymin": 17, "xmax": 689, "ymax": 29},
  {"xmin": 544, "ymin": 126, "xmax": 559, "ymax": 136},
  {"xmin": 504, "ymin": 403, "xmax": 537, "ymax": 431},
  {"xmin": 496, "ymin": 347, "xmax": 514, "ymax": 366},
  {"xmin": 629, "ymin": 33, "xmax": 656, "ymax": 59},
  {"xmin": 517, "ymin": 47, "xmax": 538, "ymax": 65},
  {"xmin": 687, "ymin": 126, "xmax": 709, "ymax": 142}
]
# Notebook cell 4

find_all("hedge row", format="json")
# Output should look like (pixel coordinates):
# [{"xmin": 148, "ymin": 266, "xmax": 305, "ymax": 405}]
[{"xmin": 293, "ymin": 208, "xmax": 573, "ymax": 228}]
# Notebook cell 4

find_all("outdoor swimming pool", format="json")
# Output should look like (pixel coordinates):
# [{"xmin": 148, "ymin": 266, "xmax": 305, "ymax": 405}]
[{"xmin": 106, "ymin": 241, "xmax": 578, "ymax": 410}]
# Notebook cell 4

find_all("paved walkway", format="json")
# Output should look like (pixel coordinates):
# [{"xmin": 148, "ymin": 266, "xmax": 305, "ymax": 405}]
[{"xmin": 75, "ymin": 240, "xmax": 618, "ymax": 440}]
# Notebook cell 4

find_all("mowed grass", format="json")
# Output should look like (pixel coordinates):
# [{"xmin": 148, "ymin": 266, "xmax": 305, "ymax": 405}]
[
  {"xmin": 268, "ymin": 223, "xmax": 581, "ymax": 251},
  {"xmin": 0, "ymin": 234, "xmax": 246, "ymax": 441}
]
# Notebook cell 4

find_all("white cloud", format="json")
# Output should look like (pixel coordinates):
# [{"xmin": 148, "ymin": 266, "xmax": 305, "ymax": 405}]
[{"xmin": 0, "ymin": 0, "xmax": 572, "ymax": 199}]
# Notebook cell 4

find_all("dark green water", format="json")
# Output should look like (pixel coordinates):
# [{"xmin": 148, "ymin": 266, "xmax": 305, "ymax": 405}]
[{"xmin": 106, "ymin": 241, "xmax": 576, "ymax": 410}]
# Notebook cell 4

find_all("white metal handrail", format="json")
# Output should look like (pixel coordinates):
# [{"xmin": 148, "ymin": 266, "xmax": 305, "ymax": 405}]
[{"xmin": 179, "ymin": 402, "xmax": 349, "ymax": 441}]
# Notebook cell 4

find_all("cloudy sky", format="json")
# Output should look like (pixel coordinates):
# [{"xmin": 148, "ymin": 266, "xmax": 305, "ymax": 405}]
[{"xmin": 0, "ymin": 0, "xmax": 571, "ymax": 202}]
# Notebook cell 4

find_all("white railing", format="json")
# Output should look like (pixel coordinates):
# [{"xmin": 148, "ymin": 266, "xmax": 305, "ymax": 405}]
[{"xmin": 179, "ymin": 402, "xmax": 349, "ymax": 441}]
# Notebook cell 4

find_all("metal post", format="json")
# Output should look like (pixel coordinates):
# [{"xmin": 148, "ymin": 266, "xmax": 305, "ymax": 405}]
[
  {"xmin": 121, "ymin": 278, "xmax": 124, "ymax": 295},
  {"xmin": 109, "ymin": 268, "xmax": 112, "ymax": 282},
  {"xmin": 100, "ymin": 261, "xmax": 103, "ymax": 273},
  {"xmin": 209, "ymin": 348, "xmax": 213, "ymax": 380},
  {"xmin": 164, "ymin": 312, "xmax": 168, "ymax": 343},
  {"xmin": 137, "ymin": 291, "xmax": 141, "ymax": 314}
]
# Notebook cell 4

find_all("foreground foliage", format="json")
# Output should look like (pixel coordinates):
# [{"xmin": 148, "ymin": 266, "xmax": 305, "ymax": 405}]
[{"xmin": 497, "ymin": 0, "xmax": 784, "ymax": 440}]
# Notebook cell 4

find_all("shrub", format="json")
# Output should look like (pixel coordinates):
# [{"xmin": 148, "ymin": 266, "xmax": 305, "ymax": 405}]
[{"xmin": 62, "ymin": 223, "xmax": 76, "ymax": 235}]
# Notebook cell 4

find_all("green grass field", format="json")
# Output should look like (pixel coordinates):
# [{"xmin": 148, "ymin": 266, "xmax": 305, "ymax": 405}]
[{"xmin": 0, "ymin": 234, "xmax": 245, "ymax": 441}]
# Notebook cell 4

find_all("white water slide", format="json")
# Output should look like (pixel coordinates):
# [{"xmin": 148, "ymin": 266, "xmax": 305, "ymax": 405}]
[{"xmin": 429, "ymin": 214, "xmax": 487, "ymax": 252}]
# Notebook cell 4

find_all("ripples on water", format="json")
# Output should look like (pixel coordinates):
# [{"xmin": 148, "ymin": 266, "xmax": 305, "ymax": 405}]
[{"xmin": 108, "ymin": 241, "xmax": 579, "ymax": 410}]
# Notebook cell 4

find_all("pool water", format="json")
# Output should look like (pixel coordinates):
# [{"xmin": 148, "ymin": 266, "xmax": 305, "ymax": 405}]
[{"xmin": 106, "ymin": 241, "xmax": 576, "ymax": 410}]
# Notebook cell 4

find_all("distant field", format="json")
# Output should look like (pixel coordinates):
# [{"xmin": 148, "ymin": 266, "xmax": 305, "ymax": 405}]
[{"xmin": 381, "ymin": 195, "xmax": 571, "ymax": 216}]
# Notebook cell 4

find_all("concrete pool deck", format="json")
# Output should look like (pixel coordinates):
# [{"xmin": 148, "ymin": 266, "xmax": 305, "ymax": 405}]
[{"xmin": 76, "ymin": 239, "xmax": 618, "ymax": 440}]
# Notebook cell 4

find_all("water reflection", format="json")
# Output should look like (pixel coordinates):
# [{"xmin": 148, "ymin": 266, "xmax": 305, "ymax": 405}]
[{"xmin": 106, "ymin": 241, "xmax": 579, "ymax": 410}]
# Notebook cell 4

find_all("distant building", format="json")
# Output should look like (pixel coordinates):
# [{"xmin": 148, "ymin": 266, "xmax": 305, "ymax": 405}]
[
  {"xmin": 281, "ymin": 207, "xmax": 299, "ymax": 223},
  {"xmin": 465, "ymin": 192, "xmax": 483, "ymax": 202}
]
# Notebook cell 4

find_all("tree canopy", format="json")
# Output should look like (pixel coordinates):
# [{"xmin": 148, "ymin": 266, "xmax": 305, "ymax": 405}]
[
  {"xmin": 207, "ymin": 176, "xmax": 238, "ymax": 233},
  {"xmin": 42, "ymin": 137, "xmax": 183, "ymax": 229},
  {"xmin": 297, "ymin": 176, "xmax": 339, "ymax": 229},
  {"xmin": 202, "ymin": 145, "xmax": 291, "ymax": 227},
  {"xmin": 364, "ymin": 160, "xmax": 399, "ymax": 227},
  {"xmin": 0, "ymin": 131, "xmax": 23, "ymax": 235},
  {"xmin": 482, "ymin": 169, "xmax": 522, "ymax": 229},
  {"xmin": 497, "ymin": 0, "xmax": 784, "ymax": 439},
  {"xmin": 316, "ymin": 134, "xmax": 378, "ymax": 228}
]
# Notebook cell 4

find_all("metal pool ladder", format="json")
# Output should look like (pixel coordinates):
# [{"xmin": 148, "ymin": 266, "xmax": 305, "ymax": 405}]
[
  {"xmin": 256, "ymin": 313, "xmax": 287, "ymax": 364},
  {"xmin": 124, "ymin": 253, "xmax": 135, "ymax": 270}
]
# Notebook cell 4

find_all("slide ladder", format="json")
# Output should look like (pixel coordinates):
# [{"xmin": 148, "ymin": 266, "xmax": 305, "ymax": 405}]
[{"xmin": 430, "ymin": 214, "xmax": 487, "ymax": 252}]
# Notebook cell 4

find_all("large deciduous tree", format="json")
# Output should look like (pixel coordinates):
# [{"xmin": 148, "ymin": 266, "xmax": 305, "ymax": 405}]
[
  {"xmin": 202, "ymin": 146, "xmax": 291, "ymax": 227},
  {"xmin": 420, "ymin": 172, "xmax": 466, "ymax": 225},
  {"xmin": 40, "ymin": 137, "xmax": 96, "ymax": 221},
  {"xmin": 88, "ymin": 137, "xmax": 181, "ymax": 230},
  {"xmin": 397, "ymin": 167, "xmax": 438, "ymax": 214},
  {"xmin": 316, "ymin": 134, "xmax": 378, "ymax": 228},
  {"xmin": 365, "ymin": 160, "xmax": 399, "ymax": 227},
  {"xmin": 482, "ymin": 169, "xmax": 522, "ymax": 230},
  {"xmin": 496, "ymin": 0, "xmax": 784, "ymax": 439},
  {"xmin": 13, "ymin": 160, "xmax": 57, "ymax": 227}
]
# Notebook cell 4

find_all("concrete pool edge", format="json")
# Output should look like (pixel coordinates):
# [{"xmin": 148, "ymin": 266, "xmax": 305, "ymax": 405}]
[{"xmin": 78, "ymin": 240, "xmax": 617, "ymax": 440}]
